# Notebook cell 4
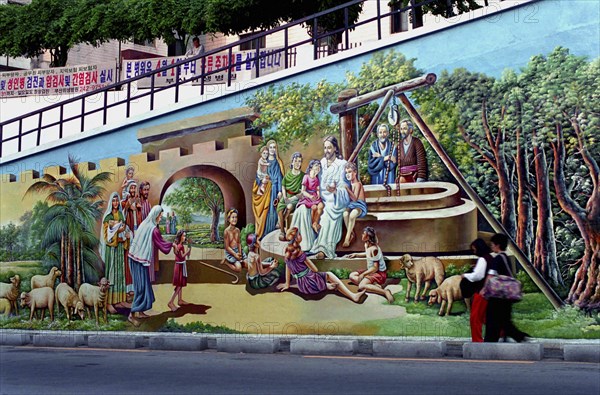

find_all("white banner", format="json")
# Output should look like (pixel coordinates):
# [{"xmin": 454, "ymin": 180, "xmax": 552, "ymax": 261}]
[
  {"xmin": 123, "ymin": 48, "xmax": 284, "ymax": 88},
  {"xmin": 0, "ymin": 63, "xmax": 116, "ymax": 98}
]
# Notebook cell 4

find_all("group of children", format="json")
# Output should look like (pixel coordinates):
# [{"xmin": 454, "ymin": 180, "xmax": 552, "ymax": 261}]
[{"xmin": 220, "ymin": 206, "xmax": 394, "ymax": 304}]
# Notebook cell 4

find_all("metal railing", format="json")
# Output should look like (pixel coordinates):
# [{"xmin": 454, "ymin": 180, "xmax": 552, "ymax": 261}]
[{"xmin": 0, "ymin": 0, "xmax": 475, "ymax": 157}]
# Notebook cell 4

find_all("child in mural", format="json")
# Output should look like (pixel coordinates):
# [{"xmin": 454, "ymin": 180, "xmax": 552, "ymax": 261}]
[
  {"xmin": 278, "ymin": 227, "xmax": 366, "ymax": 303},
  {"xmin": 222, "ymin": 208, "xmax": 247, "ymax": 273},
  {"xmin": 167, "ymin": 230, "xmax": 192, "ymax": 312},
  {"xmin": 100, "ymin": 192, "xmax": 132, "ymax": 313},
  {"xmin": 342, "ymin": 162, "xmax": 367, "ymax": 248},
  {"xmin": 245, "ymin": 233, "xmax": 280, "ymax": 289},
  {"xmin": 120, "ymin": 166, "xmax": 136, "ymax": 200},
  {"xmin": 127, "ymin": 205, "xmax": 174, "ymax": 327},
  {"xmin": 277, "ymin": 152, "xmax": 304, "ymax": 241},
  {"xmin": 297, "ymin": 159, "xmax": 324, "ymax": 233},
  {"xmin": 346, "ymin": 227, "xmax": 394, "ymax": 303},
  {"xmin": 256, "ymin": 146, "xmax": 271, "ymax": 196}
]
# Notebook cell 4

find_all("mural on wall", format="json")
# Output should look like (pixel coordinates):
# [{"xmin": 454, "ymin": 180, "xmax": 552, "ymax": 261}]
[{"xmin": 0, "ymin": 47, "xmax": 598, "ymax": 338}]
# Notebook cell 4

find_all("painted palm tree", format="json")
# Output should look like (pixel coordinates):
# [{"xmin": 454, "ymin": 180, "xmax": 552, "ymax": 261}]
[{"xmin": 25, "ymin": 155, "xmax": 111, "ymax": 289}]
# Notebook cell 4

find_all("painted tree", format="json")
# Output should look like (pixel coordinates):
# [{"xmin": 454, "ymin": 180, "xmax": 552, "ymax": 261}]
[
  {"xmin": 530, "ymin": 48, "xmax": 599, "ymax": 309},
  {"xmin": 246, "ymin": 80, "xmax": 344, "ymax": 152},
  {"xmin": 25, "ymin": 156, "xmax": 111, "ymax": 289},
  {"xmin": 0, "ymin": 223, "xmax": 21, "ymax": 262},
  {"xmin": 16, "ymin": 201, "xmax": 49, "ymax": 261},
  {"xmin": 163, "ymin": 178, "xmax": 224, "ymax": 242},
  {"xmin": 415, "ymin": 68, "xmax": 517, "ymax": 238}
]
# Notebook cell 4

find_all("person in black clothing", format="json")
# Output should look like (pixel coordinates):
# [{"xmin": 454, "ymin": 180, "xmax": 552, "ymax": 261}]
[{"xmin": 484, "ymin": 233, "xmax": 529, "ymax": 343}]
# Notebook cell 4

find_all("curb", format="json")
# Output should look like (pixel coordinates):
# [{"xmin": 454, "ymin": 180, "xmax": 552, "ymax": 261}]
[
  {"xmin": 88, "ymin": 334, "xmax": 145, "ymax": 349},
  {"xmin": 290, "ymin": 339, "xmax": 358, "ymax": 355},
  {"xmin": 373, "ymin": 340, "xmax": 446, "ymax": 358},
  {"xmin": 33, "ymin": 333, "xmax": 86, "ymax": 348},
  {"xmin": 463, "ymin": 343, "xmax": 543, "ymax": 361},
  {"xmin": 1, "ymin": 330, "xmax": 598, "ymax": 361},
  {"xmin": 150, "ymin": 335, "xmax": 208, "ymax": 351},
  {"xmin": 563, "ymin": 345, "xmax": 600, "ymax": 363},
  {"xmin": 217, "ymin": 337, "xmax": 280, "ymax": 354}
]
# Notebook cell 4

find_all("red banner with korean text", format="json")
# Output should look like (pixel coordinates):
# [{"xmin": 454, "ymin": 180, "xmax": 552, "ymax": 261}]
[
  {"xmin": 122, "ymin": 48, "xmax": 284, "ymax": 88},
  {"xmin": 0, "ymin": 63, "xmax": 116, "ymax": 98}
]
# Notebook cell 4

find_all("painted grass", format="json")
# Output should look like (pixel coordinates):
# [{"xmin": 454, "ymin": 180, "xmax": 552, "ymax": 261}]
[
  {"xmin": 158, "ymin": 319, "xmax": 239, "ymax": 334},
  {"xmin": 366, "ymin": 282, "xmax": 600, "ymax": 339},
  {"xmin": 160, "ymin": 223, "xmax": 225, "ymax": 249},
  {"xmin": 0, "ymin": 310, "xmax": 128, "ymax": 331}
]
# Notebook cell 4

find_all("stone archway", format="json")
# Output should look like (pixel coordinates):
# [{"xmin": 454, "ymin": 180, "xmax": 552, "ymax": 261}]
[{"xmin": 158, "ymin": 165, "xmax": 247, "ymax": 228}]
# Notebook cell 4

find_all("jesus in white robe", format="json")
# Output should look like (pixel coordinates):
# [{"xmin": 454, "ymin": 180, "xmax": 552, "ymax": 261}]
[{"xmin": 309, "ymin": 138, "xmax": 350, "ymax": 259}]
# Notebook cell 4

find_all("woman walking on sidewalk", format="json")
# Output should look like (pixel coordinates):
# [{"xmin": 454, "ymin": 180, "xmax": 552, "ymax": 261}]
[
  {"xmin": 461, "ymin": 238, "xmax": 493, "ymax": 342},
  {"xmin": 484, "ymin": 233, "xmax": 530, "ymax": 343}
]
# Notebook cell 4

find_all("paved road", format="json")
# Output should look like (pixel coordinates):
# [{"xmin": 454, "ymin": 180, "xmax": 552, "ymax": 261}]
[{"xmin": 1, "ymin": 346, "xmax": 598, "ymax": 395}]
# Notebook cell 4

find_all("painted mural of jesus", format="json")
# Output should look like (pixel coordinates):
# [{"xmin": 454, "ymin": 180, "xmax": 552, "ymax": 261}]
[{"xmin": 308, "ymin": 136, "xmax": 350, "ymax": 259}]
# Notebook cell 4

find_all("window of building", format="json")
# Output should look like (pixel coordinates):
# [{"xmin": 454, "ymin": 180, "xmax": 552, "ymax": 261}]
[
  {"xmin": 239, "ymin": 33, "xmax": 266, "ymax": 51},
  {"xmin": 133, "ymin": 37, "xmax": 156, "ymax": 48},
  {"xmin": 390, "ymin": 4, "xmax": 409, "ymax": 34}
]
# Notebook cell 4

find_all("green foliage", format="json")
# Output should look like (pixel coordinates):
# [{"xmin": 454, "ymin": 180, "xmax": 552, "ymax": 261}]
[
  {"xmin": 413, "ymin": 47, "xmax": 600, "ymax": 302},
  {"xmin": 330, "ymin": 268, "xmax": 351, "ymax": 279},
  {"xmin": 516, "ymin": 270, "xmax": 540, "ymax": 294},
  {"xmin": 181, "ymin": 224, "xmax": 224, "ymax": 248},
  {"xmin": 513, "ymin": 297, "xmax": 599, "ymax": 339},
  {"xmin": 158, "ymin": 318, "xmax": 239, "ymax": 333},
  {"xmin": 246, "ymin": 81, "xmax": 344, "ymax": 152},
  {"xmin": 387, "ymin": 270, "xmax": 406, "ymax": 279},
  {"xmin": 370, "ymin": 286, "xmax": 600, "ymax": 339},
  {"xmin": 131, "ymin": 0, "xmax": 206, "ymax": 54},
  {"xmin": 390, "ymin": 0, "xmax": 482, "ymax": 19},
  {"xmin": 203, "ymin": 0, "xmax": 364, "ymax": 40},
  {"xmin": 0, "ymin": 309, "xmax": 128, "ymax": 331},
  {"xmin": 0, "ymin": 202, "xmax": 50, "ymax": 262},
  {"xmin": 24, "ymin": 154, "xmax": 111, "ymax": 286},
  {"xmin": 444, "ymin": 264, "xmax": 470, "ymax": 277},
  {"xmin": 346, "ymin": 50, "xmax": 422, "ymax": 93}
]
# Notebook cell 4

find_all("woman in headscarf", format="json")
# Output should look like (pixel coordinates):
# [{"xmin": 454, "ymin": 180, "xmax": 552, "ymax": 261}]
[
  {"xmin": 100, "ymin": 192, "xmax": 131, "ymax": 313},
  {"xmin": 127, "ymin": 205, "xmax": 174, "ymax": 326}
]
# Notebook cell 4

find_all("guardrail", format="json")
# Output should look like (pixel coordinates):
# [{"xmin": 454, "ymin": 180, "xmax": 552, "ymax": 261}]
[{"xmin": 0, "ymin": 0, "xmax": 482, "ymax": 157}]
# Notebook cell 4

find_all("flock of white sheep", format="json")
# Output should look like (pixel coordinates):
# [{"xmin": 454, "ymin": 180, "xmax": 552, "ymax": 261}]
[{"xmin": 0, "ymin": 267, "xmax": 111, "ymax": 325}]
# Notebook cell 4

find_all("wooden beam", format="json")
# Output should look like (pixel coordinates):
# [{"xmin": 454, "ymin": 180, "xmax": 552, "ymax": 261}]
[{"xmin": 330, "ymin": 73, "xmax": 436, "ymax": 115}]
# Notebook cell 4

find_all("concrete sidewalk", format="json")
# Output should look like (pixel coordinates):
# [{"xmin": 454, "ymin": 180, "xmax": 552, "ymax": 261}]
[{"xmin": 1, "ymin": 330, "xmax": 599, "ymax": 363}]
